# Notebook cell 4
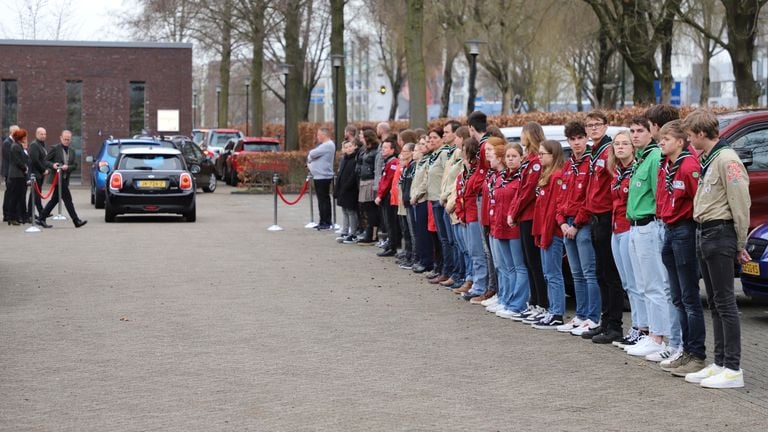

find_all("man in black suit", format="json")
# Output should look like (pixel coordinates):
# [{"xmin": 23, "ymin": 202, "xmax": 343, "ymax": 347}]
[
  {"xmin": 28, "ymin": 127, "xmax": 52, "ymax": 218},
  {"xmin": 2, "ymin": 124, "xmax": 19, "ymax": 222},
  {"xmin": 37, "ymin": 130, "xmax": 87, "ymax": 228}
]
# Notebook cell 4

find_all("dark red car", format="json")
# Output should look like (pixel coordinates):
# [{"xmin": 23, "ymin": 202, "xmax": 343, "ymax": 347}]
[
  {"xmin": 717, "ymin": 109, "xmax": 768, "ymax": 229},
  {"xmin": 220, "ymin": 137, "xmax": 281, "ymax": 185}
]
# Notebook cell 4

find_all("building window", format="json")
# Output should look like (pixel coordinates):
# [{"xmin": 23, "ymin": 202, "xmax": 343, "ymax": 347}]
[
  {"xmin": 1, "ymin": 79, "xmax": 18, "ymax": 133},
  {"xmin": 129, "ymin": 81, "xmax": 146, "ymax": 136},
  {"xmin": 66, "ymin": 80, "xmax": 83, "ymax": 177}
]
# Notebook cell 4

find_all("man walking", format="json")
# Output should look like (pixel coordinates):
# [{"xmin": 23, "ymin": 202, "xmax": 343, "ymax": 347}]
[
  {"xmin": 28, "ymin": 127, "xmax": 52, "ymax": 221},
  {"xmin": 683, "ymin": 109, "xmax": 750, "ymax": 389},
  {"xmin": 37, "ymin": 130, "xmax": 87, "ymax": 228},
  {"xmin": 308, "ymin": 127, "xmax": 336, "ymax": 230}
]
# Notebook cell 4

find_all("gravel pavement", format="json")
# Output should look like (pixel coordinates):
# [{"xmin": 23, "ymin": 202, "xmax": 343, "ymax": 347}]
[{"xmin": 1, "ymin": 185, "xmax": 767, "ymax": 431}]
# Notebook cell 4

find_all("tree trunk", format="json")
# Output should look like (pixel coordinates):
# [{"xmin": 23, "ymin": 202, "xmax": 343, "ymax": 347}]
[
  {"xmin": 439, "ymin": 49, "xmax": 457, "ymax": 118},
  {"xmin": 699, "ymin": 42, "xmax": 711, "ymax": 107},
  {"xmin": 466, "ymin": 52, "xmax": 478, "ymax": 115},
  {"xmin": 723, "ymin": 0, "xmax": 761, "ymax": 106},
  {"xmin": 218, "ymin": 0, "xmax": 233, "ymax": 128},
  {"xmin": 625, "ymin": 57, "xmax": 656, "ymax": 105},
  {"xmin": 660, "ymin": 15, "xmax": 674, "ymax": 105},
  {"xmin": 331, "ymin": 0, "xmax": 347, "ymax": 148},
  {"xmin": 250, "ymin": 43, "xmax": 264, "ymax": 137},
  {"xmin": 576, "ymin": 76, "xmax": 584, "ymax": 112},
  {"xmin": 389, "ymin": 72, "xmax": 402, "ymax": 120},
  {"xmin": 595, "ymin": 32, "xmax": 611, "ymax": 108},
  {"xmin": 501, "ymin": 86, "xmax": 512, "ymax": 115},
  {"xmin": 405, "ymin": 0, "xmax": 426, "ymax": 129},
  {"xmin": 284, "ymin": 0, "xmax": 302, "ymax": 150}
]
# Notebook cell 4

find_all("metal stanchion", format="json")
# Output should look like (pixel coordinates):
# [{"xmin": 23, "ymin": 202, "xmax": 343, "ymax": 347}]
[
  {"xmin": 267, "ymin": 172, "xmax": 283, "ymax": 232},
  {"xmin": 304, "ymin": 173, "xmax": 317, "ymax": 229},
  {"xmin": 25, "ymin": 174, "xmax": 41, "ymax": 233},
  {"xmin": 332, "ymin": 173, "xmax": 339, "ymax": 230},
  {"xmin": 51, "ymin": 168, "xmax": 66, "ymax": 221}
]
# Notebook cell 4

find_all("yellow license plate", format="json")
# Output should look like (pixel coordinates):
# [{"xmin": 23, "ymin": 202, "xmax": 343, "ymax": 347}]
[
  {"xmin": 137, "ymin": 180, "xmax": 167, "ymax": 189},
  {"xmin": 742, "ymin": 261, "xmax": 760, "ymax": 276}
]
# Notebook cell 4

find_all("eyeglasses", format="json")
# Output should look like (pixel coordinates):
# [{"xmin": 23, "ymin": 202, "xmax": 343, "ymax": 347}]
[
  {"xmin": 539, "ymin": 151, "xmax": 551, "ymax": 156},
  {"xmin": 586, "ymin": 122, "xmax": 605, "ymax": 129}
]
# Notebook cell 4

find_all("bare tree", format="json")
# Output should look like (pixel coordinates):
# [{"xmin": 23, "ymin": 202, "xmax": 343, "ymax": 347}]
[
  {"xmin": 1, "ymin": 0, "xmax": 75, "ymax": 40},
  {"xmin": 122, "ymin": 0, "xmax": 199, "ymax": 42},
  {"xmin": 430, "ymin": 0, "xmax": 469, "ymax": 118}
]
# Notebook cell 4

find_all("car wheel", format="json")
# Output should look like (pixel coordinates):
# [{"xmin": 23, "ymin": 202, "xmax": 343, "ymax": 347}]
[
  {"xmin": 90, "ymin": 186, "xmax": 95, "ymax": 204},
  {"xmin": 105, "ymin": 204, "xmax": 116, "ymax": 223},
  {"xmin": 202, "ymin": 174, "xmax": 216, "ymax": 193},
  {"xmin": 95, "ymin": 191, "xmax": 105, "ymax": 209},
  {"xmin": 229, "ymin": 170, "xmax": 237, "ymax": 187},
  {"xmin": 184, "ymin": 204, "xmax": 196, "ymax": 222}
]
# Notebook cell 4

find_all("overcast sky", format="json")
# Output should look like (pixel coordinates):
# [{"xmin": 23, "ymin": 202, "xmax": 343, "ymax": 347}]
[{"xmin": 0, "ymin": 0, "xmax": 130, "ymax": 41}]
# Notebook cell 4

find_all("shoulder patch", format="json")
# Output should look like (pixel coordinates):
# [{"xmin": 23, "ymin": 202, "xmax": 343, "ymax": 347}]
[
  {"xmin": 596, "ymin": 159, "xmax": 605, "ymax": 168},
  {"xmin": 692, "ymin": 171, "xmax": 699, "ymax": 178},
  {"xmin": 533, "ymin": 163, "xmax": 541, "ymax": 172},
  {"xmin": 726, "ymin": 161, "xmax": 743, "ymax": 184},
  {"xmin": 557, "ymin": 179, "xmax": 563, "ymax": 185}
]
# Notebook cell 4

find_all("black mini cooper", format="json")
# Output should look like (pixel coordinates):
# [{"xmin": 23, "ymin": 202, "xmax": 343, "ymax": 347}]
[{"xmin": 103, "ymin": 147, "xmax": 197, "ymax": 222}]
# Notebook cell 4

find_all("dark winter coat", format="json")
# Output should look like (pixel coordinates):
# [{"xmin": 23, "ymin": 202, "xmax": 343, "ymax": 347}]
[{"xmin": 335, "ymin": 153, "xmax": 359, "ymax": 209}]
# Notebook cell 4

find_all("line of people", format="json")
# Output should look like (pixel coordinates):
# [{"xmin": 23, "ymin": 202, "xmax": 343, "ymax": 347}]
[
  {"xmin": 322, "ymin": 107, "xmax": 751, "ymax": 389},
  {"xmin": 1, "ymin": 125, "xmax": 87, "ymax": 228}
]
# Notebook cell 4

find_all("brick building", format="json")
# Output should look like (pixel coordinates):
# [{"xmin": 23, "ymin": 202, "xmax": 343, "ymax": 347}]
[{"xmin": 0, "ymin": 40, "xmax": 192, "ymax": 185}]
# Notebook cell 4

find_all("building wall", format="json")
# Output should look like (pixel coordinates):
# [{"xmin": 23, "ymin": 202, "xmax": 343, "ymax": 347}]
[{"xmin": 0, "ymin": 40, "xmax": 192, "ymax": 185}]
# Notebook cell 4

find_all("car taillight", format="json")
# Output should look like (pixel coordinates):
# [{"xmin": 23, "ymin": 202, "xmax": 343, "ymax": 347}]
[
  {"xmin": 109, "ymin": 172, "xmax": 123, "ymax": 190},
  {"xmin": 180, "ymin": 173, "xmax": 193, "ymax": 191}
]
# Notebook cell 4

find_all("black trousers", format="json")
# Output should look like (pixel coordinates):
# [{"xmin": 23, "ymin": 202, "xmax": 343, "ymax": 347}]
[
  {"xmin": 31, "ymin": 175, "xmax": 45, "ymax": 216},
  {"xmin": 382, "ymin": 194, "xmax": 401, "ymax": 251},
  {"xmin": 360, "ymin": 201, "xmax": 379, "ymax": 240},
  {"xmin": 520, "ymin": 219, "xmax": 548, "ymax": 308},
  {"xmin": 3, "ymin": 177, "xmax": 12, "ymax": 220},
  {"xmin": 697, "ymin": 223, "xmax": 741, "ymax": 370},
  {"xmin": 6, "ymin": 177, "xmax": 27, "ymax": 222},
  {"xmin": 40, "ymin": 177, "xmax": 80, "ymax": 222},
  {"xmin": 591, "ymin": 211, "xmax": 624, "ymax": 331},
  {"xmin": 314, "ymin": 178, "xmax": 332, "ymax": 226}
]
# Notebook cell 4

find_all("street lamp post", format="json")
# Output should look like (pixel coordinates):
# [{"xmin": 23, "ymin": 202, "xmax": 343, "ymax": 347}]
[
  {"xmin": 465, "ymin": 39, "xmax": 483, "ymax": 115},
  {"xmin": 330, "ymin": 54, "xmax": 344, "ymax": 229},
  {"xmin": 192, "ymin": 91, "xmax": 198, "ymax": 129},
  {"xmin": 278, "ymin": 63, "xmax": 292, "ymax": 149},
  {"xmin": 215, "ymin": 84, "xmax": 222, "ymax": 128},
  {"xmin": 245, "ymin": 77, "xmax": 251, "ymax": 136}
]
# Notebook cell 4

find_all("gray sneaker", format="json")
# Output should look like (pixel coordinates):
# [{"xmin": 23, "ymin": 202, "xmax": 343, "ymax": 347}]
[{"xmin": 671, "ymin": 355, "xmax": 707, "ymax": 377}]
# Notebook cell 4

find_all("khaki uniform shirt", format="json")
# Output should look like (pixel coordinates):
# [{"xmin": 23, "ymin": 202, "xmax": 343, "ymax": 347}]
[
  {"xmin": 441, "ymin": 149, "xmax": 464, "ymax": 224},
  {"xmin": 426, "ymin": 145, "xmax": 453, "ymax": 201},
  {"xmin": 693, "ymin": 147, "xmax": 751, "ymax": 250},
  {"xmin": 410, "ymin": 158, "xmax": 429, "ymax": 204}
]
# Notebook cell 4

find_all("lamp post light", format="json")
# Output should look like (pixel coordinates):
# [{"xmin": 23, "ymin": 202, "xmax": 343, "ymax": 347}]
[
  {"xmin": 215, "ymin": 84, "xmax": 222, "ymax": 128},
  {"xmin": 278, "ymin": 63, "xmax": 292, "ymax": 148},
  {"xmin": 245, "ymin": 77, "xmax": 251, "ymax": 136},
  {"xmin": 465, "ymin": 39, "xmax": 484, "ymax": 115}
]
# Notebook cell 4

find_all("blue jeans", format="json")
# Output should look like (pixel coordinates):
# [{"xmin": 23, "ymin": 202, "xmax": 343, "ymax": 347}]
[
  {"xmin": 491, "ymin": 237, "xmax": 529, "ymax": 311},
  {"xmin": 541, "ymin": 236, "xmax": 565, "ymax": 316},
  {"xmin": 612, "ymin": 231, "xmax": 646, "ymax": 329},
  {"xmin": 453, "ymin": 223, "xmax": 470, "ymax": 282},
  {"xmin": 663, "ymin": 220, "xmax": 706, "ymax": 359},
  {"xmin": 412, "ymin": 201, "xmax": 433, "ymax": 268},
  {"xmin": 563, "ymin": 217, "xmax": 601, "ymax": 323},
  {"xmin": 465, "ymin": 221, "xmax": 488, "ymax": 295},
  {"xmin": 432, "ymin": 201, "xmax": 456, "ymax": 277}
]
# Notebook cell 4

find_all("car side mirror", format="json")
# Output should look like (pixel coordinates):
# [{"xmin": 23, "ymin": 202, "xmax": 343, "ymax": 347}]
[
  {"xmin": 98, "ymin": 164, "xmax": 110, "ymax": 173},
  {"xmin": 86, "ymin": 155, "xmax": 94, "ymax": 163},
  {"xmin": 189, "ymin": 164, "xmax": 201, "ymax": 174},
  {"xmin": 736, "ymin": 148, "xmax": 753, "ymax": 168}
]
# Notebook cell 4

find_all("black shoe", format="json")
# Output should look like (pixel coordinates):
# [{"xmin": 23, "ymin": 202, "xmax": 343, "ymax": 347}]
[
  {"xmin": 531, "ymin": 314, "xmax": 564, "ymax": 330},
  {"xmin": 35, "ymin": 218, "xmax": 52, "ymax": 228},
  {"xmin": 398, "ymin": 261, "xmax": 413, "ymax": 270},
  {"xmin": 592, "ymin": 328, "xmax": 623, "ymax": 344},
  {"xmin": 377, "ymin": 249, "xmax": 396, "ymax": 257},
  {"xmin": 581, "ymin": 325, "xmax": 603, "ymax": 339},
  {"xmin": 461, "ymin": 293, "xmax": 479, "ymax": 301},
  {"xmin": 74, "ymin": 219, "xmax": 88, "ymax": 228},
  {"xmin": 356, "ymin": 237, "xmax": 375, "ymax": 245},
  {"xmin": 412, "ymin": 264, "xmax": 427, "ymax": 273}
]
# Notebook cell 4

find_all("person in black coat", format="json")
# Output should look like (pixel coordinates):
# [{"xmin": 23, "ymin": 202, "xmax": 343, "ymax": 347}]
[
  {"xmin": 7, "ymin": 128, "xmax": 30, "ymax": 225},
  {"xmin": 355, "ymin": 129, "xmax": 380, "ymax": 243},
  {"xmin": 37, "ymin": 130, "xmax": 87, "ymax": 228},
  {"xmin": 28, "ymin": 127, "xmax": 53, "ymax": 217},
  {"xmin": 335, "ymin": 138, "xmax": 360, "ymax": 243},
  {"xmin": 2, "ymin": 124, "xmax": 19, "ymax": 222}
]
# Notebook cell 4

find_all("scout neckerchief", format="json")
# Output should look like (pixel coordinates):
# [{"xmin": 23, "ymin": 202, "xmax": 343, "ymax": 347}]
[
  {"xmin": 589, "ymin": 135, "xmax": 612, "ymax": 175},
  {"xmin": 699, "ymin": 139, "xmax": 729, "ymax": 180},
  {"xmin": 428, "ymin": 144, "xmax": 454, "ymax": 166},
  {"xmin": 630, "ymin": 140, "xmax": 658, "ymax": 178},
  {"xmin": 459, "ymin": 161, "xmax": 477, "ymax": 196},
  {"xmin": 487, "ymin": 169, "xmax": 505, "ymax": 199},
  {"xmin": 612, "ymin": 161, "xmax": 634, "ymax": 190},
  {"xmin": 398, "ymin": 160, "xmax": 415, "ymax": 188},
  {"xmin": 517, "ymin": 158, "xmax": 531, "ymax": 179},
  {"xmin": 479, "ymin": 133, "xmax": 490, "ymax": 145},
  {"xmin": 663, "ymin": 147, "xmax": 693, "ymax": 193},
  {"xmin": 570, "ymin": 151, "xmax": 590, "ymax": 176}
]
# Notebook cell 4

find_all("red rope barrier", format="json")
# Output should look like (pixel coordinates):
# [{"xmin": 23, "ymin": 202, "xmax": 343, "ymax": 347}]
[
  {"xmin": 32, "ymin": 171, "xmax": 59, "ymax": 199},
  {"xmin": 276, "ymin": 180, "xmax": 309, "ymax": 205}
]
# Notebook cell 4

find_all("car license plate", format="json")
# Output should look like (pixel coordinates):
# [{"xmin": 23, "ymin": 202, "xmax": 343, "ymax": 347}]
[
  {"xmin": 137, "ymin": 180, "xmax": 167, "ymax": 189},
  {"xmin": 742, "ymin": 261, "xmax": 760, "ymax": 276}
]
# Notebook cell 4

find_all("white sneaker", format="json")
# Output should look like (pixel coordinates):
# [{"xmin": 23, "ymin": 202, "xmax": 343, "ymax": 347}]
[
  {"xmin": 557, "ymin": 317, "xmax": 583, "ymax": 333},
  {"xmin": 624, "ymin": 335, "xmax": 648, "ymax": 352},
  {"xmin": 685, "ymin": 364, "xmax": 725, "ymax": 384},
  {"xmin": 520, "ymin": 304, "xmax": 536, "ymax": 317},
  {"xmin": 700, "ymin": 368, "xmax": 744, "ymax": 389},
  {"xmin": 487, "ymin": 303, "xmax": 505, "ymax": 313},
  {"xmin": 481, "ymin": 295, "xmax": 498, "ymax": 307},
  {"xmin": 659, "ymin": 348, "xmax": 684, "ymax": 368},
  {"xmin": 645, "ymin": 345, "xmax": 681, "ymax": 363},
  {"xmin": 627, "ymin": 338, "xmax": 666, "ymax": 357},
  {"xmin": 496, "ymin": 308, "xmax": 518, "ymax": 319},
  {"xmin": 570, "ymin": 319, "xmax": 598, "ymax": 336},
  {"xmin": 523, "ymin": 307, "xmax": 547, "ymax": 324}
]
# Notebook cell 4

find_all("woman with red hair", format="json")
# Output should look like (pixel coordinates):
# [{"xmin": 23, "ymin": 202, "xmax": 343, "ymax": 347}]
[{"xmin": 7, "ymin": 128, "xmax": 31, "ymax": 225}]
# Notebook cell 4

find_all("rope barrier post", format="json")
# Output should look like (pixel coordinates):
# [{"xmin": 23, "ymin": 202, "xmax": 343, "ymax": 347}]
[
  {"xmin": 304, "ymin": 172, "xmax": 317, "ymax": 229},
  {"xmin": 267, "ymin": 172, "xmax": 283, "ymax": 232},
  {"xmin": 25, "ymin": 174, "xmax": 41, "ymax": 233},
  {"xmin": 51, "ymin": 168, "xmax": 66, "ymax": 221}
]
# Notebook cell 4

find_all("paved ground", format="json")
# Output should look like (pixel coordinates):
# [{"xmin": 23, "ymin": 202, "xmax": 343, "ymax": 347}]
[{"xmin": 1, "ymin": 185, "xmax": 767, "ymax": 431}]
